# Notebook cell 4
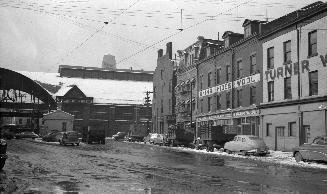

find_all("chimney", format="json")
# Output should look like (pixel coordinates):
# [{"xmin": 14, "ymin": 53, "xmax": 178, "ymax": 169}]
[
  {"xmin": 158, "ymin": 49, "xmax": 163, "ymax": 58},
  {"xmin": 166, "ymin": 42, "xmax": 172, "ymax": 60}
]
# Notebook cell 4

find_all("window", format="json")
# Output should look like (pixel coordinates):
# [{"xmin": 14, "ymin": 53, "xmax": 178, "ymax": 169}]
[
  {"xmin": 250, "ymin": 54, "xmax": 256, "ymax": 74},
  {"xmin": 226, "ymin": 65, "xmax": 231, "ymax": 81},
  {"xmin": 277, "ymin": 126, "xmax": 285, "ymax": 137},
  {"xmin": 168, "ymin": 99, "xmax": 171, "ymax": 113},
  {"xmin": 208, "ymin": 97, "xmax": 211, "ymax": 112},
  {"xmin": 225, "ymin": 38, "xmax": 229, "ymax": 48},
  {"xmin": 237, "ymin": 89, "xmax": 242, "ymax": 107},
  {"xmin": 62, "ymin": 122, "xmax": 67, "ymax": 131},
  {"xmin": 160, "ymin": 70, "xmax": 163, "ymax": 79},
  {"xmin": 226, "ymin": 92, "xmax": 231, "ymax": 108},
  {"xmin": 200, "ymin": 99, "xmax": 203, "ymax": 113},
  {"xmin": 288, "ymin": 122, "xmax": 296, "ymax": 137},
  {"xmin": 208, "ymin": 72, "xmax": 212, "ymax": 87},
  {"xmin": 244, "ymin": 26, "xmax": 251, "ymax": 38},
  {"xmin": 19, "ymin": 119, "xmax": 22, "ymax": 124},
  {"xmin": 200, "ymin": 75, "xmax": 203, "ymax": 90},
  {"xmin": 161, "ymin": 99, "xmax": 163, "ymax": 113},
  {"xmin": 266, "ymin": 123, "xmax": 272, "ymax": 136},
  {"xmin": 284, "ymin": 77, "xmax": 292, "ymax": 99},
  {"xmin": 250, "ymin": 87, "xmax": 256, "ymax": 104},
  {"xmin": 267, "ymin": 47, "xmax": 274, "ymax": 69},
  {"xmin": 216, "ymin": 68, "xmax": 221, "ymax": 84},
  {"xmin": 309, "ymin": 71, "xmax": 318, "ymax": 96},
  {"xmin": 268, "ymin": 81, "xmax": 274, "ymax": 102},
  {"xmin": 237, "ymin": 60, "xmax": 243, "ymax": 78},
  {"xmin": 169, "ymin": 79, "xmax": 172, "ymax": 92},
  {"xmin": 308, "ymin": 30, "xmax": 317, "ymax": 57},
  {"xmin": 283, "ymin": 40, "xmax": 291, "ymax": 63},
  {"xmin": 216, "ymin": 95, "xmax": 221, "ymax": 110}
]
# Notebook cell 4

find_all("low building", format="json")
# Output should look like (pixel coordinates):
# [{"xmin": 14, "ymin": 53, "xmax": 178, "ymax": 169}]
[
  {"xmin": 41, "ymin": 109, "xmax": 74, "ymax": 136},
  {"xmin": 259, "ymin": 1, "xmax": 327, "ymax": 151}
]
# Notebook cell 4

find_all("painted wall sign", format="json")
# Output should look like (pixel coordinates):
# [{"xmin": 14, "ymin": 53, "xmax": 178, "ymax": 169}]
[
  {"xmin": 196, "ymin": 109, "xmax": 258, "ymax": 121},
  {"xmin": 265, "ymin": 53, "xmax": 327, "ymax": 81},
  {"xmin": 199, "ymin": 73, "xmax": 260, "ymax": 98}
]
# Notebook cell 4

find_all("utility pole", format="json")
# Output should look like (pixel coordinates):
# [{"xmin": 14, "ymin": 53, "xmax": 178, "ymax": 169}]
[{"xmin": 144, "ymin": 91, "xmax": 153, "ymax": 133}]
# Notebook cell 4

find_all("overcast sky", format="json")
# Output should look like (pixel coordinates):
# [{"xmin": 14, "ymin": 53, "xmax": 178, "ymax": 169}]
[{"xmin": 0, "ymin": 0, "xmax": 319, "ymax": 73}]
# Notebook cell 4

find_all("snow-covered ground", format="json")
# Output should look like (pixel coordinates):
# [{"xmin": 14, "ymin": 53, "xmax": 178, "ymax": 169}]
[{"xmin": 165, "ymin": 146, "xmax": 327, "ymax": 169}]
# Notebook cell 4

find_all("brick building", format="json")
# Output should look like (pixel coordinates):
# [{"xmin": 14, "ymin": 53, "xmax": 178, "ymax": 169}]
[
  {"xmin": 152, "ymin": 42, "xmax": 176, "ymax": 134},
  {"xmin": 175, "ymin": 36, "xmax": 223, "ymax": 138},
  {"xmin": 196, "ymin": 20, "xmax": 264, "ymax": 139},
  {"xmin": 259, "ymin": 2, "xmax": 327, "ymax": 151}
]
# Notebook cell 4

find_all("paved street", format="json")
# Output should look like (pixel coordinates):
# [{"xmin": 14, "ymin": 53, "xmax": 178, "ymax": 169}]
[{"xmin": 1, "ymin": 139, "xmax": 327, "ymax": 193}]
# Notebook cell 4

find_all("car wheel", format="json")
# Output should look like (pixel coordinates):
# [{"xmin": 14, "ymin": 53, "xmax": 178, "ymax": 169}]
[
  {"xmin": 241, "ymin": 150, "xmax": 247, "ymax": 156},
  {"xmin": 225, "ymin": 149, "xmax": 232, "ymax": 154},
  {"xmin": 295, "ymin": 152, "xmax": 303, "ymax": 162}
]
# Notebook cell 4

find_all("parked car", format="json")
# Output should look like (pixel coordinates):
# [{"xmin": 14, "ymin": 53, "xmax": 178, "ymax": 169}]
[
  {"xmin": 42, "ymin": 131, "xmax": 62, "ymax": 142},
  {"xmin": 293, "ymin": 136, "xmax": 327, "ymax": 162},
  {"xmin": 0, "ymin": 138, "xmax": 8, "ymax": 170},
  {"xmin": 15, "ymin": 132, "xmax": 39, "ymax": 139},
  {"xmin": 0, "ymin": 124, "xmax": 18, "ymax": 140},
  {"xmin": 59, "ymin": 131, "xmax": 81, "ymax": 146},
  {"xmin": 144, "ymin": 133, "xmax": 165, "ymax": 145},
  {"xmin": 112, "ymin": 132, "xmax": 126, "ymax": 141},
  {"xmin": 224, "ymin": 135, "xmax": 269, "ymax": 156}
]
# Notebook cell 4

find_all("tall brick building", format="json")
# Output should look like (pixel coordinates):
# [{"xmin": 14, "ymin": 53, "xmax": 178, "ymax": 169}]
[{"xmin": 152, "ymin": 42, "xmax": 176, "ymax": 134}]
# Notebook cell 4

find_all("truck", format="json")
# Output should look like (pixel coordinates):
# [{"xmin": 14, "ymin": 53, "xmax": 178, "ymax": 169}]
[
  {"xmin": 198, "ymin": 124, "xmax": 236, "ymax": 152},
  {"xmin": 166, "ymin": 124, "xmax": 194, "ymax": 147},
  {"xmin": 127, "ymin": 122, "xmax": 149, "ymax": 142},
  {"xmin": 85, "ymin": 126, "xmax": 105, "ymax": 144}
]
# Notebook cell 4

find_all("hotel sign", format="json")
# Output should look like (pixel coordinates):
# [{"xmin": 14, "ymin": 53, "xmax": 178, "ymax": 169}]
[{"xmin": 199, "ymin": 73, "xmax": 260, "ymax": 98}]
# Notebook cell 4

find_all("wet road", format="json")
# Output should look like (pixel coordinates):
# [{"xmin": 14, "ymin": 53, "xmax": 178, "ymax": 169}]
[{"xmin": 2, "ymin": 139, "xmax": 327, "ymax": 193}]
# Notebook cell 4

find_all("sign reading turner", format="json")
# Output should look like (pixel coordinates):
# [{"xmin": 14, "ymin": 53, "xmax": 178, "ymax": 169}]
[{"xmin": 199, "ymin": 73, "xmax": 260, "ymax": 98}]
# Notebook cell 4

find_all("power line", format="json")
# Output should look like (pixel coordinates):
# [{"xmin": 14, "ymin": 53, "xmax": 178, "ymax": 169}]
[{"xmin": 117, "ymin": 0, "xmax": 253, "ymax": 64}]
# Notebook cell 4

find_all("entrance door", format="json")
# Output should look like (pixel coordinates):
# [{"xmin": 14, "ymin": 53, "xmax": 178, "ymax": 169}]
[
  {"xmin": 303, "ymin": 125, "xmax": 310, "ymax": 143},
  {"xmin": 275, "ymin": 126, "xmax": 285, "ymax": 151}
]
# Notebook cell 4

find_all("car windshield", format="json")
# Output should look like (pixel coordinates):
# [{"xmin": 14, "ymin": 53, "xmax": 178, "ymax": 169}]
[{"xmin": 312, "ymin": 137, "xmax": 327, "ymax": 145}]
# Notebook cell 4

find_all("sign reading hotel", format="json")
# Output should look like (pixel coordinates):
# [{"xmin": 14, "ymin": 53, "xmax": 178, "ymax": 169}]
[{"xmin": 199, "ymin": 73, "xmax": 260, "ymax": 98}]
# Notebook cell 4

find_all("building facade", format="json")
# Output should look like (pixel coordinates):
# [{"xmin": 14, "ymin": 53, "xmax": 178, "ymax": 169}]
[
  {"xmin": 152, "ymin": 42, "xmax": 176, "ymax": 134},
  {"xmin": 260, "ymin": 2, "xmax": 327, "ymax": 151},
  {"xmin": 175, "ymin": 36, "xmax": 223, "ymax": 138},
  {"xmin": 196, "ymin": 20, "xmax": 263, "ymax": 140},
  {"xmin": 41, "ymin": 109, "xmax": 74, "ymax": 136}
]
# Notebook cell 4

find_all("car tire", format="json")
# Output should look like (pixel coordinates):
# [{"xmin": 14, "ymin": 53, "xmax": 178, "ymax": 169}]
[
  {"xmin": 224, "ymin": 149, "xmax": 232, "ymax": 154},
  {"xmin": 295, "ymin": 152, "xmax": 303, "ymax": 162}
]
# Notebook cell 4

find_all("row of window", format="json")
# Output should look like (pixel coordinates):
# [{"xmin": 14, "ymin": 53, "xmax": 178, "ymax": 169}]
[
  {"xmin": 267, "ymin": 30, "xmax": 317, "ymax": 69},
  {"xmin": 199, "ymin": 54, "xmax": 257, "ymax": 90},
  {"xmin": 267, "ymin": 70, "xmax": 318, "ymax": 102},
  {"xmin": 266, "ymin": 122, "xmax": 297, "ymax": 137},
  {"xmin": 199, "ymin": 86, "xmax": 257, "ymax": 113}
]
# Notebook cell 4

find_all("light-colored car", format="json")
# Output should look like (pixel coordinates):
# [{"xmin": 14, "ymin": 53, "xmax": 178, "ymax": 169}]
[
  {"xmin": 293, "ymin": 136, "xmax": 327, "ymax": 162},
  {"xmin": 15, "ymin": 132, "xmax": 39, "ymax": 139},
  {"xmin": 144, "ymin": 133, "xmax": 165, "ymax": 145},
  {"xmin": 224, "ymin": 135, "xmax": 269, "ymax": 156}
]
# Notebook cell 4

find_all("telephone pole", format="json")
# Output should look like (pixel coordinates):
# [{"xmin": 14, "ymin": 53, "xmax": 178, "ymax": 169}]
[{"xmin": 144, "ymin": 91, "xmax": 153, "ymax": 133}]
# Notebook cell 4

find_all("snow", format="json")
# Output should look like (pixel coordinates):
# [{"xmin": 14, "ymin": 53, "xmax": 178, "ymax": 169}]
[
  {"xmin": 148, "ymin": 145, "xmax": 327, "ymax": 169},
  {"xmin": 19, "ymin": 71, "xmax": 153, "ymax": 105}
]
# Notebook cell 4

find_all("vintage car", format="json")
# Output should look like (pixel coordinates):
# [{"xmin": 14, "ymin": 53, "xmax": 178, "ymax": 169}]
[
  {"xmin": 112, "ymin": 132, "xmax": 127, "ymax": 141},
  {"xmin": 59, "ymin": 131, "xmax": 81, "ymax": 146},
  {"xmin": 15, "ymin": 131, "xmax": 39, "ymax": 139},
  {"xmin": 42, "ymin": 131, "xmax": 62, "ymax": 142},
  {"xmin": 0, "ymin": 138, "xmax": 7, "ymax": 170},
  {"xmin": 144, "ymin": 133, "xmax": 165, "ymax": 145},
  {"xmin": 293, "ymin": 136, "xmax": 327, "ymax": 162},
  {"xmin": 224, "ymin": 135, "xmax": 269, "ymax": 156}
]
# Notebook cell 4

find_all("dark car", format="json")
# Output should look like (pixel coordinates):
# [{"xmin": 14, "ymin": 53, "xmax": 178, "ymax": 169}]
[
  {"xmin": 0, "ymin": 139, "xmax": 7, "ymax": 170},
  {"xmin": 293, "ymin": 136, "xmax": 327, "ymax": 162},
  {"xmin": 0, "ymin": 124, "xmax": 18, "ymax": 140},
  {"xmin": 112, "ymin": 132, "xmax": 126, "ymax": 141},
  {"xmin": 42, "ymin": 131, "xmax": 62, "ymax": 142},
  {"xmin": 15, "ymin": 132, "xmax": 39, "ymax": 139},
  {"xmin": 59, "ymin": 131, "xmax": 81, "ymax": 146}
]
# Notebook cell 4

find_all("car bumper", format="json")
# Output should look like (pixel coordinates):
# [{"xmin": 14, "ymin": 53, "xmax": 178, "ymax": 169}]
[{"xmin": 247, "ymin": 149, "xmax": 270, "ymax": 155}]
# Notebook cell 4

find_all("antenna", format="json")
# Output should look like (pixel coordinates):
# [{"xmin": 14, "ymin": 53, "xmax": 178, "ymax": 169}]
[{"xmin": 178, "ymin": 9, "xmax": 184, "ymax": 31}]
